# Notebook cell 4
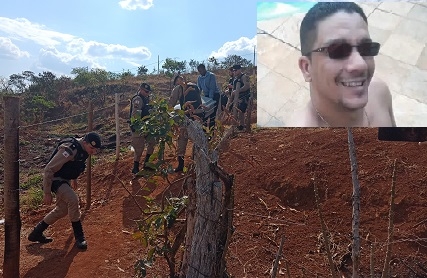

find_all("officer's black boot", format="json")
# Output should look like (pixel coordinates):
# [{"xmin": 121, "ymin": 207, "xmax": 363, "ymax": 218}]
[
  {"xmin": 72, "ymin": 220, "xmax": 87, "ymax": 250},
  {"xmin": 143, "ymin": 154, "xmax": 154, "ymax": 170},
  {"xmin": 28, "ymin": 221, "xmax": 53, "ymax": 243},
  {"xmin": 174, "ymin": 156, "xmax": 184, "ymax": 172},
  {"xmin": 132, "ymin": 161, "xmax": 140, "ymax": 174}
]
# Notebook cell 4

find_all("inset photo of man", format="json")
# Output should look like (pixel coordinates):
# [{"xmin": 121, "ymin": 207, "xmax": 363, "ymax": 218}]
[{"xmin": 257, "ymin": 2, "xmax": 427, "ymax": 127}]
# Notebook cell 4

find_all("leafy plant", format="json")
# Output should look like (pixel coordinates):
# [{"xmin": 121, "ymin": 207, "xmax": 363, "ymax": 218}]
[
  {"xmin": 20, "ymin": 186, "xmax": 43, "ymax": 210},
  {"xmin": 20, "ymin": 174, "xmax": 43, "ymax": 190},
  {"xmin": 133, "ymin": 196, "xmax": 188, "ymax": 277},
  {"xmin": 130, "ymin": 95, "xmax": 185, "ymax": 178}
]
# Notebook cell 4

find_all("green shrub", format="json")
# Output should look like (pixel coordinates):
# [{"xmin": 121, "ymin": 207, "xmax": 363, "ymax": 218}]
[
  {"xmin": 21, "ymin": 186, "xmax": 43, "ymax": 210},
  {"xmin": 20, "ymin": 174, "xmax": 43, "ymax": 190}
]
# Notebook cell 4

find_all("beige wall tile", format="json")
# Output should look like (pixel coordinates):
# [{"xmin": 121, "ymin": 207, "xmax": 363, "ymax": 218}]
[
  {"xmin": 378, "ymin": 2, "xmax": 415, "ymax": 16},
  {"xmin": 408, "ymin": 3, "xmax": 427, "ymax": 24},
  {"xmin": 380, "ymin": 33, "xmax": 425, "ymax": 65},
  {"xmin": 368, "ymin": 9, "xmax": 402, "ymax": 31}
]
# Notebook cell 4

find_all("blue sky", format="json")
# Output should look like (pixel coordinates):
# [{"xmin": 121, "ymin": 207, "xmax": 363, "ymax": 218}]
[
  {"xmin": 257, "ymin": 2, "xmax": 315, "ymax": 21},
  {"xmin": 0, "ymin": 0, "xmax": 257, "ymax": 78}
]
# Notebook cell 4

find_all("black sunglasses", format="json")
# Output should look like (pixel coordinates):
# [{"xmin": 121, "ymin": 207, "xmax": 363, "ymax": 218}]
[{"xmin": 307, "ymin": 42, "xmax": 380, "ymax": 59}]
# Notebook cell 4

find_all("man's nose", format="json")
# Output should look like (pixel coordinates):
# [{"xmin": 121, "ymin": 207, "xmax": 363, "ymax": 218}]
[{"xmin": 345, "ymin": 48, "xmax": 369, "ymax": 73}]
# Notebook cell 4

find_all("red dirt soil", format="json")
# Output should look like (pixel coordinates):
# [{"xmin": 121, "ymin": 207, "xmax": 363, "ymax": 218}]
[{"xmin": 2, "ymin": 127, "xmax": 427, "ymax": 277}]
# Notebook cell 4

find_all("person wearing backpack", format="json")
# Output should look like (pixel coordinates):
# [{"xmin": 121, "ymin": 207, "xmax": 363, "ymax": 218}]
[
  {"xmin": 168, "ymin": 75, "xmax": 204, "ymax": 172},
  {"xmin": 28, "ymin": 132, "xmax": 102, "ymax": 250},
  {"xmin": 129, "ymin": 82, "xmax": 156, "ymax": 174}
]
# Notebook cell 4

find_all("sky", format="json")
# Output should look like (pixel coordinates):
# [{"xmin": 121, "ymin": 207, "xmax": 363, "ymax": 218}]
[
  {"xmin": 257, "ymin": 2, "xmax": 315, "ymax": 21},
  {"xmin": 0, "ymin": 0, "xmax": 258, "ymax": 78}
]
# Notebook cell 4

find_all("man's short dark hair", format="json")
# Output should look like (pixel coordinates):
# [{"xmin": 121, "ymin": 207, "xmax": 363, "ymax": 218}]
[
  {"xmin": 197, "ymin": 64, "xmax": 206, "ymax": 70},
  {"xmin": 300, "ymin": 2, "xmax": 368, "ymax": 57}
]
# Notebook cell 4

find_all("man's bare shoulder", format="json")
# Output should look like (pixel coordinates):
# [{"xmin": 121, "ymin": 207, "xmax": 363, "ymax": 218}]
[{"xmin": 369, "ymin": 77, "xmax": 392, "ymax": 100}]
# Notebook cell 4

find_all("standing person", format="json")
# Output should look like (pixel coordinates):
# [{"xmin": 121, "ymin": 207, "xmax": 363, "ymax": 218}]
[
  {"xmin": 28, "ymin": 132, "xmax": 102, "ymax": 250},
  {"xmin": 197, "ymin": 64, "xmax": 220, "ymax": 125},
  {"xmin": 223, "ymin": 66, "xmax": 234, "ymax": 110},
  {"xmin": 226, "ymin": 64, "xmax": 251, "ymax": 130},
  {"xmin": 288, "ymin": 2, "xmax": 396, "ymax": 127},
  {"xmin": 129, "ymin": 82, "xmax": 156, "ymax": 174},
  {"xmin": 168, "ymin": 75, "xmax": 204, "ymax": 172}
]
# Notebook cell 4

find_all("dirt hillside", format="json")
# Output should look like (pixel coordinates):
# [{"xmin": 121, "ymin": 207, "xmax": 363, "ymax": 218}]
[{"xmin": 1, "ymin": 127, "xmax": 427, "ymax": 277}]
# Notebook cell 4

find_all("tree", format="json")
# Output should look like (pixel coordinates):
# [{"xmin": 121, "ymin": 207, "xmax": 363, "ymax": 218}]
[
  {"xmin": 71, "ymin": 67, "xmax": 109, "ymax": 87},
  {"xmin": 137, "ymin": 65, "xmax": 149, "ymax": 76},
  {"xmin": 188, "ymin": 59, "xmax": 201, "ymax": 73},
  {"xmin": 29, "ymin": 71, "xmax": 58, "ymax": 102},
  {"xmin": 207, "ymin": 56, "xmax": 219, "ymax": 71},
  {"xmin": 108, "ymin": 71, "xmax": 121, "ymax": 80},
  {"xmin": 220, "ymin": 54, "xmax": 253, "ymax": 69},
  {"xmin": 0, "ymin": 76, "xmax": 12, "ymax": 94},
  {"xmin": 162, "ymin": 58, "xmax": 187, "ymax": 77},
  {"xmin": 8, "ymin": 74, "xmax": 27, "ymax": 93},
  {"xmin": 131, "ymin": 99, "xmax": 235, "ymax": 277}
]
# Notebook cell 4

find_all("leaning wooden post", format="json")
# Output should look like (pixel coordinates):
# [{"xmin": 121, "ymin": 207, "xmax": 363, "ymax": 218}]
[
  {"xmin": 271, "ymin": 235, "xmax": 286, "ymax": 278},
  {"xmin": 184, "ymin": 119, "xmax": 224, "ymax": 278},
  {"xmin": 85, "ymin": 101, "xmax": 93, "ymax": 210},
  {"xmin": 347, "ymin": 128, "xmax": 361, "ymax": 278},
  {"xmin": 115, "ymin": 92, "xmax": 120, "ymax": 160},
  {"xmin": 3, "ymin": 96, "xmax": 21, "ymax": 278}
]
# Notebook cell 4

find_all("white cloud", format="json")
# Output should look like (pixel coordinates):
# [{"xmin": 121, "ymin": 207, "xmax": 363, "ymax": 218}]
[
  {"xmin": 0, "ymin": 17, "xmax": 74, "ymax": 47},
  {"xmin": 0, "ymin": 37, "xmax": 30, "ymax": 59},
  {"xmin": 118, "ymin": 0, "xmax": 154, "ymax": 10},
  {"xmin": 35, "ymin": 47, "xmax": 104, "ymax": 75},
  {"xmin": 210, "ymin": 36, "xmax": 256, "ymax": 59},
  {"xmin": 0, "ymin": 17, "xmax": 152, "ymax": 76}
]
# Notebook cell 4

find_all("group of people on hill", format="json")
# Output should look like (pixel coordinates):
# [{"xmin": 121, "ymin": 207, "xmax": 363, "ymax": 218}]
[
  {"xmin": 129, "ymin": 63, "xmax": 252, "ymax": 174},
  {"xmin": 26, "ymin": 63, "xmax": 251, "ymax": 251}
]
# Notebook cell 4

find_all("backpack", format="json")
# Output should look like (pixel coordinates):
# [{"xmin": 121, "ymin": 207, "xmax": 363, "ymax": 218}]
[{"xmin": 48, "ymin": 137, "xmax": 89, "ymax": 180}]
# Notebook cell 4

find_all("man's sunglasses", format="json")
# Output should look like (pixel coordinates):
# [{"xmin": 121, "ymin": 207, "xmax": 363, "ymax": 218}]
[{"xmin": 306, "ymin": 42, "xmax": 381, "ymax": 59}]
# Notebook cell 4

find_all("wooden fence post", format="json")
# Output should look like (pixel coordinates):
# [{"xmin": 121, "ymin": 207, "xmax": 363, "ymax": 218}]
[
  {"xmin": 3, "ymin": 96, "xmax": 21, "ymax": 278},
  {"xmin": 85, "ymin": 101, "xmax": 93, "ymax": 210},
  {"xmin": 347, "ymin": 128, "xmax": 361, "ymax": 278},
  {"xmin": 115, "ymin": 93, "xmax": 120, "ymax": 160}
]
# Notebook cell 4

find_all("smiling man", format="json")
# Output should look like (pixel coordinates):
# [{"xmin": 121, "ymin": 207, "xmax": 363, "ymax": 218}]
[{"xmin": 289, "ymin": 2, "xmax": 396, "ymax": 127}]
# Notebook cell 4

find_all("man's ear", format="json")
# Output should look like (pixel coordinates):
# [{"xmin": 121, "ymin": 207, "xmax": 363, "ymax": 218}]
[{"xmin": 298, "ymin": 56, "xmax": 312, "ymax": 82}]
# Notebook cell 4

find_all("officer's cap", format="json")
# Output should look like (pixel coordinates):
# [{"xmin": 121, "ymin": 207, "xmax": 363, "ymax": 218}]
[
  {"xmin": 84, "ymin": 132, "xmax": 102, "ymax": 149},
  {"xmin": 140, "ymin": 83, "xmax": 152, "ymax": 92}
]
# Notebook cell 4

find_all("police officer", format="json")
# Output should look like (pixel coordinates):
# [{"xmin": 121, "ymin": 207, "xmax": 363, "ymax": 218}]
[
  {"xmin": 28, "ymin": 132, "xmax": 102, "ymax": 250},
  {"xmin": 223, "ymin": 66, "xmax": 234, "ymax": 109},
  {"xmin": 168, "ymin": 75, "xmax": 204, "ymax": 172},
  {"xmin": 226, "ymin": 64, "xmax": 251, "ymax": 130},
  {"xmin": 129, "ymin": 82, "xmax": 156, "ymax": 174}
]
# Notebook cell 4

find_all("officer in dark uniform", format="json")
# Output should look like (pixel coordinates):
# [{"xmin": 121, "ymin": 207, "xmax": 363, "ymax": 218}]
[
  {"xmin": 168, "ymin": 75, "xmax": 204, "ymax": 172},
  {"xmin": 28, "ymin": 132, "xmax": 102, "ymax": 250},
  {"xmin": 226, "ymin": 64, "xmax": 251, "ymax": 130},
  {"xmin": 129, "ymin": 82, "xmax": 156, "ymax": 174}
]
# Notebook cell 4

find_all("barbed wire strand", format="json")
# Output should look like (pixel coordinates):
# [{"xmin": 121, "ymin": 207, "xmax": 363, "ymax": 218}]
[{"xmin": 18, "ymin": 103, "xmax": 117, "ymax": 129}]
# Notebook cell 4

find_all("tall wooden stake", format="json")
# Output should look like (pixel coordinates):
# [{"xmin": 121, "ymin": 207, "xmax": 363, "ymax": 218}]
[
  {"xmin": 347, "ymin": 128, "xmax": 361, "ymax": 278},
  {"xmin": 3, "ymin": 96, "xmax": 21, "ymax": 278},
  {"xmin": 115, "ymin": 93, "xmax": 120, "ymax": 160},
  {"xmin": 85, "ymin": 101, "xmax": 93, "ymax": 210}
]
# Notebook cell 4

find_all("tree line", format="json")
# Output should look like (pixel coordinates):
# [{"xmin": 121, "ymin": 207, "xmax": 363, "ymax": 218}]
[{"xmin": 0, "ymin": 54, "xmax": 253, "ymax": 124}]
